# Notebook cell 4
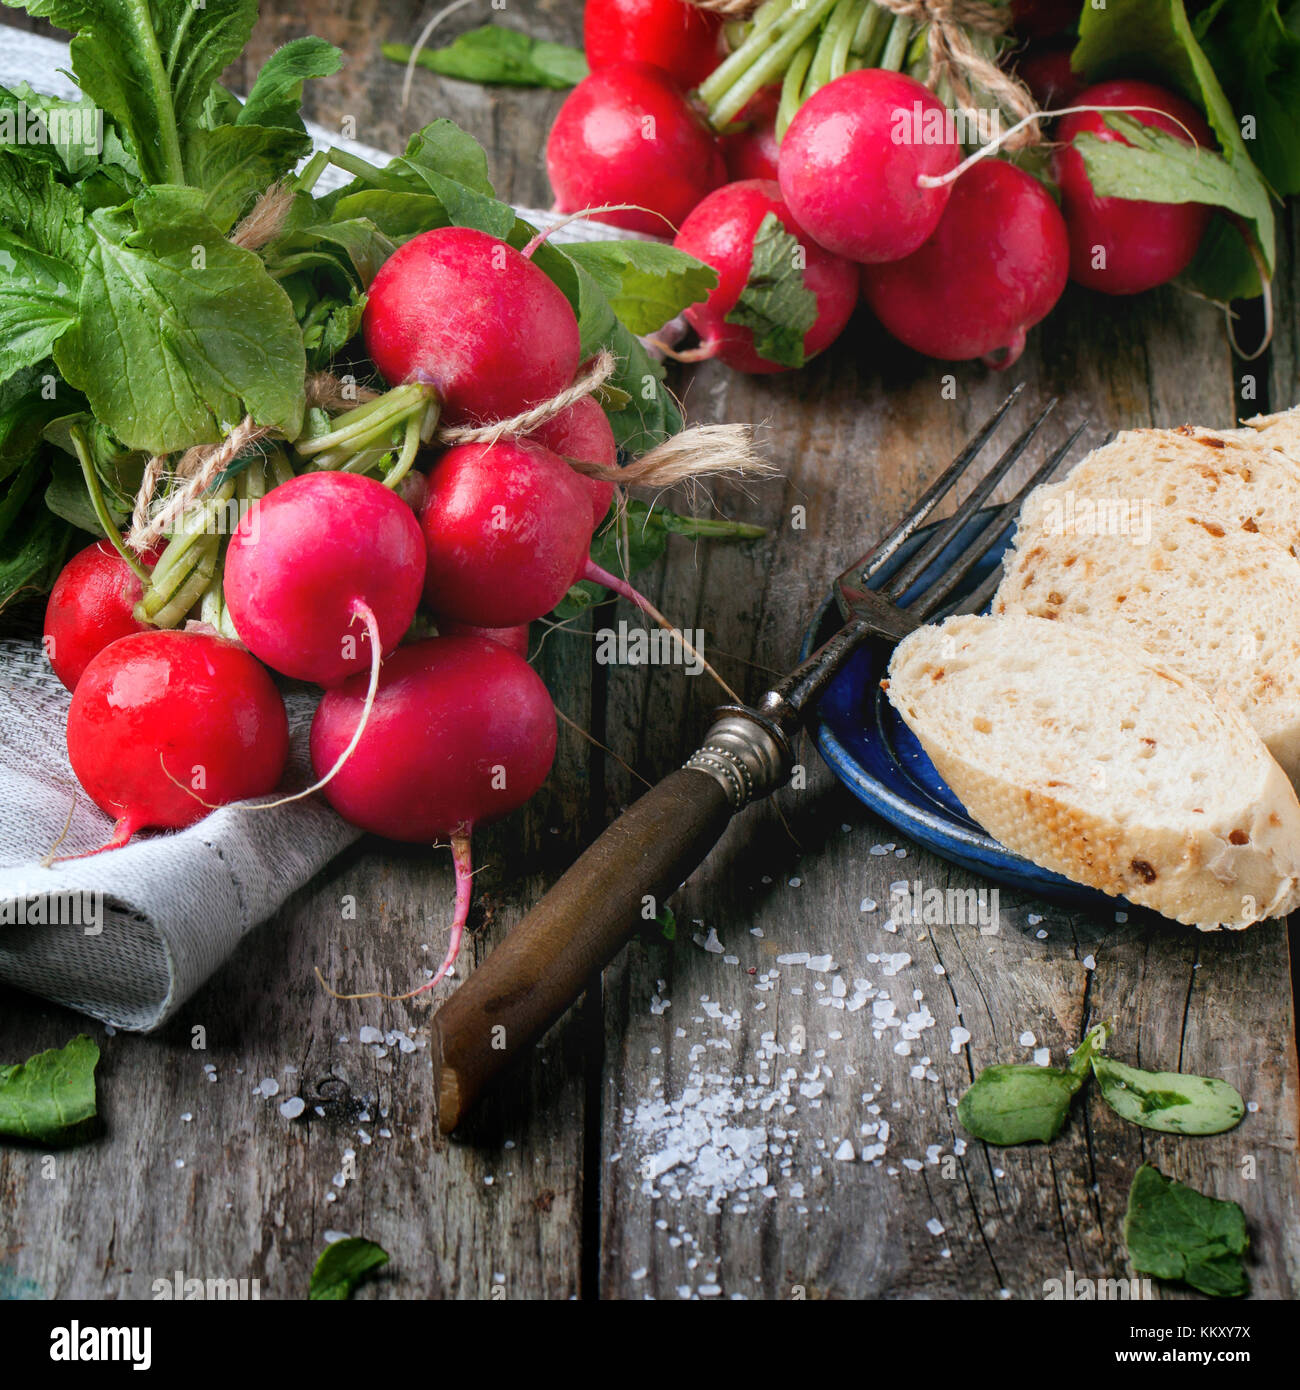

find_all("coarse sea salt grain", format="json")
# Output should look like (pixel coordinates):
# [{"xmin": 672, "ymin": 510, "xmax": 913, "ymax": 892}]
[
  {"xmin": 926, "ymin": 1217, "xmax": 945, "ymax": 1236},
  {"xmin": 1019, "ymin": 1031, "xmax": 1036, "ymax": 1047},
  {"xmin": 279, "ymin": 1097, "xmax": 306, "ymax": 1120}
]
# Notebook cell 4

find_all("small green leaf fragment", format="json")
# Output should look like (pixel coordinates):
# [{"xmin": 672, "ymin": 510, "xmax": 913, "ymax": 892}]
[
  {"xmin": 956, "ymin": 1063, "xmax": 1084, "ymax": 1146},
  {"xmin": 1124, "ymin": 1163, "xmax": 1249, "ymax": 1298},
  {"xmin": 724, "ymin": 212, "xmax": 819, "ymax": 369},
  {"xmin": 1093, "ymin": 1056, "xmax": 1244, "ymax": 1135},
  {"xmin": 0, "ymin": 1035, "xmax": 100, "ymax": 1145},
  {"xmin": 383, "ymin": 28, "xmax": 587, "ymax": 90},
  {"xmin": 309, "ymin": 1237, "xmax": 389, "ymax": 1301}
]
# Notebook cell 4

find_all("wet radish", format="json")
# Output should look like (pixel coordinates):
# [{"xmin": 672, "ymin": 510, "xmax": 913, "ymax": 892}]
[
  {"xmin": 860, "ymin": 158, "xmax": 1069, "ymax": 367},
  {"xmin": 363, "ymin": 226, "xmax": 582, "ymax": 425},
  {"xmin": 722, "ymin": 88, "xmax": 781, "ymax": 182},
  {"xmin": 44, "ymin": 538, "xmax": 160, "ymax": 692},
  {"xmin": 420, "ymin": 439, "xmax": 594, "ymax": 627},
  {"xmin": 434, "ymin": 618, "xmax": 531, "ymax": 657},
  {"xmin": 546, "ymin": 62, "xmax": 727, "ymax": 235},
  {"xmin": 527, "ymin": 395, "xmax": 618, "ymax": 530},
  {"xmin": 584, "ymin": 0, "xmax": 724, "ymax": 90},
  {"xmin": 673, "ymin": 178, "xmax": 858, "ymax": 373},
  {"xmin": 224, "ymin": 472, "xmax": 425, "ymax": 688},
  {"xmin": 310, "ymin": 635, "xmax": 557, "ymax": 994},
  {"xmin": 1055, "ymin": 79, "xmax": 1213, "ymax": 296},
  {"xmin": 1015, "ymin": 43, "xmax": 1085, "ymax": 110},
  {"xmin": 778, "ymin": 69, "xmax": 961, "ymax": 264},
  {"xmin": 66, "ymin": 630, "xmax": 289, "ymax": 852},
  {"xmin": 1009, "ymin": 0, "xmax": 1082, "ymax": 39}
]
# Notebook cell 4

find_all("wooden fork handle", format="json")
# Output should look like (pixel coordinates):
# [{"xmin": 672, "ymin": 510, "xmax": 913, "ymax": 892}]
[{"xmin": 431, "ymin": 712, "xmax": 791, "ymax": 1132}]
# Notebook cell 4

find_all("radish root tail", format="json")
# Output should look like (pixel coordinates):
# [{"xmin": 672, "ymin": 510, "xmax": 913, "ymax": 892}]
[
  {"xmin": 53, "ymin": 810, "xmax": 142, "ymax": 862},
  {"xmin": 583, "ymin": 559, "xmax": 742, "ymax": 702},
  {"xmin": 243, "ymin": 600, "xmax": 385, "ymax": 811},
  {"xmin": 314, "ymin": 833, "xmax": 475, "ymax": 1003}
]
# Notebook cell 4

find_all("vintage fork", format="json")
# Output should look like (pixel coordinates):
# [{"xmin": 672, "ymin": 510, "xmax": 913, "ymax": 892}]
[{"xmin": 431, "ymin": 387, "xmax": 1089, "ymax": 1131}]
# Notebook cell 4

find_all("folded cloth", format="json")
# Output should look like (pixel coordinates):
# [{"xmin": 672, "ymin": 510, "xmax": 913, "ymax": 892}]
[{"xmin": 0, "ymin": 632, "xmax": 362, "ymax": 1030}]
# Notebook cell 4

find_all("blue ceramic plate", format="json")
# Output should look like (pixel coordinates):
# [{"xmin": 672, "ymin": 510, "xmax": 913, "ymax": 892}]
[{"xmin": 804, "ymin": 511, "xmax": 1116, "ymax": 909}]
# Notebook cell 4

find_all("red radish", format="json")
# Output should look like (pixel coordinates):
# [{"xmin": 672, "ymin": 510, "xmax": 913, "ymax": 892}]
[
  {"xmin": 673, "ymin": 178, "xmax": 859, "ymax": 373},
  {"xmin": 1015, "ymin": 44, "xmax": 1085, "ymax": 110},
  {"xmin": 66, "ymin": 631, "xmax": 289, "ymax": 852},
  {"xmin": 1010, "ymin": 0, "xmax": 1081, "ymax": 39},
  {"xmin": 393, "ymin": 470, "xmax": 428, "ymax": 516},
  {"xmin": 310, "ymin": 636, "xmax": 557, "ymax": 993},
  {"xmin": 722, "ymin": 101, "xmax": 781, "ymax": 183},
  {"xmin": 1055, "ymin": 80, "xmax": 1213, "ymax": 296},
  {"xmin": 224, "ymin": 472, "xmax": 425, "ymax": 687},
  {"xmin": 860, "ymin": 158, "xmax": 1069, "ymax": 367},
  {"xmin": 527, "ymin": 395, "xmax": 618, "ymax": 529},
  {"xmin": 364, "ymin": 227, "xmax": 582, "ymax": 425},
  {"xmin": 44, "ymin": 538, "xmax": 160, "ymax": 692},
  {"xmin": 546, "ymin": 62, "xmax": 727, "ymax": 235},
  {"xmin": 420, "ymin": 439, "xmax": 594, "ymax": 627},
  {"xmin": 778, "ymin": 70, "xmax": 962, "ymax": 264},
  {"xmin": 584, "ymin": 0, "xmax": 724, "ymax": 90},
  {"xmin": 434, "ymin": 618, "xmax": 530, "ymax": 657}
]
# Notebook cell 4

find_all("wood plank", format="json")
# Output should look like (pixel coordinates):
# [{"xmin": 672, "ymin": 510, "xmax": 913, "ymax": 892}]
[
  {"xmin": 597, "ymin": 275, "xmax": 1299, "ymax": 1299},
  {"xmin": 0, "ymin": 0, "xmax": 593, "ymax": 1300},
  {"xmin": 1, "ymin": 0, "xmax": 1296, "ymax": 1304}
]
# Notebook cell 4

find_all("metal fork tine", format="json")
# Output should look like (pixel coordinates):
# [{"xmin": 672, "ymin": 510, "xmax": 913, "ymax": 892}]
[
  {"xmin": 860, "ymin": 383, "xmax": 1026, "ymax": 583},
  {"xmin": 913, "ymin": 420, "xmax": 1089, "ymax": 622},
  {"xmin": 947, "ymin": 563, "xmax": 1003, "ymax": 620},
  {"xmin": 884, "ymin": 397, "xmax": 1058, "ymax": 603}
]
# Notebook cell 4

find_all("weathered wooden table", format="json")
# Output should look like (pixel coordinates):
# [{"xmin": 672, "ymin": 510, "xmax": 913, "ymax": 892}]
[{"xmin": 2, "ymin": 1, "xmax": 1297, "ymax": 1301}]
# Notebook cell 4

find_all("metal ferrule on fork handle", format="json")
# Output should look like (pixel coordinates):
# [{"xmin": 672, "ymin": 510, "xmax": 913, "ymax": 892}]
[{"xmin": 683, "ymin": 707, "xmax": 793, "ymax": 811}]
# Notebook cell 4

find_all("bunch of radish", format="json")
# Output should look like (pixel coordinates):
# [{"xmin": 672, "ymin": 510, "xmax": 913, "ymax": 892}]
[
  {"xmin": 544, "ymin": 0, "xmax": 1223, "ymax": 371},
  {"xmin": 42, "ymin": 222, "xmax": 746, "ymax": 998}
]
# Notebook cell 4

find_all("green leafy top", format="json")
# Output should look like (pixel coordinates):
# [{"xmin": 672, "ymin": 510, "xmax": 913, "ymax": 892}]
[
  {"xmin": 4, "ymin": 0, "xmax": 260, "ymax": 185},
  {"xmin": 1194, "ymin": 1, "xmax": 1300, "ymax": 200},
  {"xmin": 0, "ymin": 2, "xmax": 718, "ymax": 609}
]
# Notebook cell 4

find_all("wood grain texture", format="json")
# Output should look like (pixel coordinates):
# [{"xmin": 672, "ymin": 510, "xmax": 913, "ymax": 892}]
[{"xmin": 1, "ymin": 0, "xmax": 1296, "ymax": 1303}]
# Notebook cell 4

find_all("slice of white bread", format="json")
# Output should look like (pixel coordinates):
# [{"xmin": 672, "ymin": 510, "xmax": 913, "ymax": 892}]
[
  {"xmin": 884, "ymin": 614, "xmax": 1300, "ymax": 929},
  {"xmin": 1228, "ymin": 406, "xmax": 1300, "ymax": 463},
  {"xmin": 993, "ymin": 507, "xmax": 1300, "ymax": 785},
  {"xmin": 1017, "ymin": 426, "xmax": 1300, "ymax": 555}
]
